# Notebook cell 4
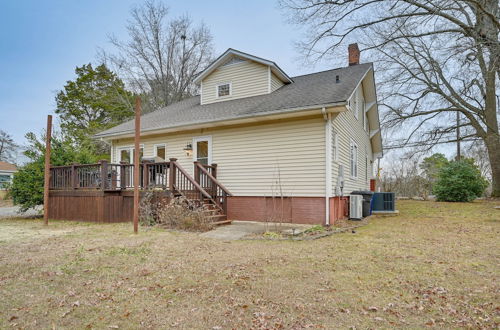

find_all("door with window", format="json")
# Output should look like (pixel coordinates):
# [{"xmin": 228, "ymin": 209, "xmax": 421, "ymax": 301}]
[
  {"xmin": 193, "ymin": 136, "xmax": 212, "ymax": 166},
  {"xmin": 118, "ymin": 146, "xmax": 143, "ymax": 187}
]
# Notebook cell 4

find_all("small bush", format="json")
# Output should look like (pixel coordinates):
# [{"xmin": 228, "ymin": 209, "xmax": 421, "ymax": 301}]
[
  {"xmin": 304, "ymin": 225, "xmax": 326, "ymax": 234},
  {"xmin": 140, "ymin": 194, "xmax": 213, "ymax": 232},
  {"xmin": 433, "ymin": 160, "xmax": 488, "ymax": 202}
]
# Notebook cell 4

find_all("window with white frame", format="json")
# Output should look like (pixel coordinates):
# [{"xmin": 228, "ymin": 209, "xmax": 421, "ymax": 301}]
[
  {"xmin": 217, "ymin": 83, "xmax": 231, "ymax": 97},
  {"xmin": 118, "ymin": 145, "xmax": 144, "ymax": 163},
  {"xmin": 154, "ymin": 144, "xmax": 166, "ymax": 160},
  {"xmin": 332, "ymin": 129, "xmax": 338, "ymax": 162},
  {"xmin": 364, "ymin": 107, "xmax": 369, "ymax": 131},
  {"xmin": 350, "ymin": 140, "xmax": 358, "ymax": 178},
  {"xmin": 353, "ymin": 90, "xmax": 359, "ymax": 120},
  {"xmin": 365, "ymin": 156, "xmax": 368, "ymax": 181}
]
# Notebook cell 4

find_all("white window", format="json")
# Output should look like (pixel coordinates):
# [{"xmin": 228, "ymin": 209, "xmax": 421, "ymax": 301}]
[
  {"xmin": 364, "ymin": 107, "xmax": 369, "ymax": 132},
  {"xmin": 353, "ymin": 90, "xmax": 359, "ymax": 120},
  {"xmin": 365, "ymin": 156, "xmax": 368, "ymax": 181},
  {"xmin": 332, "ymin": 130, "xmax": 338, "ymax": 162},
  {"xmin": 350, "ymin": 140, "xmax": 358, "ymax": 179},
  {"xmin": 154, "ymin": 144, "xmax": 166, "ymax": 160},
  {"xmin": 217, "ymin": 82, "xmax": 231, "ymax": 97}
]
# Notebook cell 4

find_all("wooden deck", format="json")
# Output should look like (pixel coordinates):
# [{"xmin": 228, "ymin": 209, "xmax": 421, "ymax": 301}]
[{"xmin": 48, "ymin": 159, "xmax": 231, "ymax": 223}]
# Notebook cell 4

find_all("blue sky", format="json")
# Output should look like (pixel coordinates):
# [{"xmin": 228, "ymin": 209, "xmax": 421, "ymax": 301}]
[{"xmin": 0, "ymin": 0, "xmax": 338, "ymax": 152}]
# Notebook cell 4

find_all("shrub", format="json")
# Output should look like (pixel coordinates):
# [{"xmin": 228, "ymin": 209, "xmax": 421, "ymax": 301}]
[
  {"xmin": 10, "ymin": 132, "xmax": 98, "ymax": 212},
  {"xmin": 433, "ymin": 160, "xmax": 488, "ymax": 202},
  {"xmin": 140, "ymin": 194, "xmax": 214, "ymax": 232}
]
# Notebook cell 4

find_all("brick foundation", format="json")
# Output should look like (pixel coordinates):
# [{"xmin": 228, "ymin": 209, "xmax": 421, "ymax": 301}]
[{"xmin": 227, "ymin": 196, "xmax": 349, "ymax": 225}]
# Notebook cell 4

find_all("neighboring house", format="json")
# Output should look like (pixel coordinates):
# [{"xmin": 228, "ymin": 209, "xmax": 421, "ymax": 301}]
[
  {"xmin": 0, "ymin": 161, "xmax": 17, "ymax": 198},
  {"xmin": 94, "ymin": 44, "xmax": 383, "ymax": 225}
]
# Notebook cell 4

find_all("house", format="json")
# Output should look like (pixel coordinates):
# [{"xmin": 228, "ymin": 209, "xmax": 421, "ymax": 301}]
[
  {"xmin": 0, "ymin": 161, "xmax": 17, "ymax": 199},
  {"xmin": 91, "ymin": 44, "xmax": 383, "ymax": 225},
  {"xmin": 49, "ymin": 44, "xmax": 381, "ymax": 224}
]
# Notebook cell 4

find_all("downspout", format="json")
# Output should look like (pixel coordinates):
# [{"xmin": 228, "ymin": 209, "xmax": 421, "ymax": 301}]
[{"xmin": 322, "ymin": 107, "xmax": 332, "ymax": 226}]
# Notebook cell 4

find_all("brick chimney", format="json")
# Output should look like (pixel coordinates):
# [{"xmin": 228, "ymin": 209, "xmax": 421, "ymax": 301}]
[{"xmin": 348, "ymin": 43, "xmax": 360, "ymax": 66}]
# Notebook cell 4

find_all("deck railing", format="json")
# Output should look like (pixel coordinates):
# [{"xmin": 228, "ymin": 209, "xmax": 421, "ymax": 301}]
[
  {"xmin": 194, "ymin": 161, "xmax": 231, "ymax": 215},
  {"xmin": 49, "ymin": 159, "xmax": 231, "ymax": 214}
]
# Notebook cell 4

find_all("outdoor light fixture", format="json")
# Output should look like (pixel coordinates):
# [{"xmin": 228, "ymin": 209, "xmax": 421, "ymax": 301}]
[{"xmin": 183, "ymin": 143, "xmax": 193, "ymax": 156}]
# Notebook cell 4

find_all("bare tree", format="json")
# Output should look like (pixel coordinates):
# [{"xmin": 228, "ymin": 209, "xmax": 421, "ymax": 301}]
[
  {"xmin": 100, "ymin": 0, "xmax": 214, "ymax": 113},
  {"xmin": 0, "ymin": 130, "xmax": 18, "ymax": 162},
  {"xmin": 280, "ymin": 0, "xmax": 500, "ymax": 196}
]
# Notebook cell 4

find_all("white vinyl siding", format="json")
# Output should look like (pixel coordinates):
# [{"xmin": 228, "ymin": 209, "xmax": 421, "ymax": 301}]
[
  {"xmin": 201, "ymin": 60, "xmax": 270, "ymax": 104},
  {"xmin": 331, "ymin": 83, "xmax": 373, "ymax": 195},
  {"xmin": 271, "ymin": 72, "xmax": 284, "ymax": 92},
  {"xmin": 111, "ymin": 117, "xmax": 326, "ymax": 197},
  {"xmin": 332, "ymin": 129, "xmax": 338, "ymax": 162}
]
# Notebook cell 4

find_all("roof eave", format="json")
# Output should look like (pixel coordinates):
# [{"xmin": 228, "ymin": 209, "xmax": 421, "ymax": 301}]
[{"xmin": 95, "ymin": 102, "xmax": 347, "ymax": 141}]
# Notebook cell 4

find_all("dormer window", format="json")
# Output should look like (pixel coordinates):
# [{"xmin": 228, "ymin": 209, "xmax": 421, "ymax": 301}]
[{"xmin": 217, "ymin": 82, "xmax": 231, "ymax": 98}]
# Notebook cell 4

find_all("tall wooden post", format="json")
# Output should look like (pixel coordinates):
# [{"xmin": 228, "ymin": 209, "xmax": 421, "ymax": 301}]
[
  {"xmin": 43, "ymin": 115, "xmax": 52, "ymax": 225},
  {"xmin": 456, "ymin": 111, "xmax": 461, "ymax": 161},
  {"xmin": 133, "ymin": 97, "xmax": 141, "ymax": 233}
]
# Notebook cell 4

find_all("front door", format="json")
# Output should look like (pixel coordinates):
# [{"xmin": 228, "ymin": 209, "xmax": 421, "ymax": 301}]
[{"xmin": 193, "ymin": 136, "xmax": 212, "ymax": 165}]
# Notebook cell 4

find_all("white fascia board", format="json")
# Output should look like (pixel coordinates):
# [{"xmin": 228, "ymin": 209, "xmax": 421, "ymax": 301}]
[{"xmin": 96, "ymin": 103, "xmax": 347, "ymax": 141}]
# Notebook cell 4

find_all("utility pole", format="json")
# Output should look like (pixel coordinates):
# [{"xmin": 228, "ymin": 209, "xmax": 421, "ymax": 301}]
[
  {"xmin": 133, "ymin": 97, "xmax": 141, "ymax": 234},
  {"xmin": 43, "ymin": 115, "xmax": 52, "ymax": 225},
  {"xmin": 456, "ymin": 111, "xmax": 461, "ymax": 161}
]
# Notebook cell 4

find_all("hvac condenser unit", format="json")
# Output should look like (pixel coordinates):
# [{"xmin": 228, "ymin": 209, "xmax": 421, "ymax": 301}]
[{"xmin": 349, "ymin": 195, "xmax": 363, "ymax": 220}]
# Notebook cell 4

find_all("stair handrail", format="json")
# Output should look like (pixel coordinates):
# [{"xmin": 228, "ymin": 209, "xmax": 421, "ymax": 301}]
[
  {"xmin": 170, "ymin": 159, "xmax": 220, "ymax": 209},
  {"xmin": 194, "ymin": 162, "xmax": 232, "ymax": 196}
]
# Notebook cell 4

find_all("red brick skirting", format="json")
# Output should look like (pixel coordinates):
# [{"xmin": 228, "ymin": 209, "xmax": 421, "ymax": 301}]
[{"xmin": 227, "ymin": 196, "xmax": 349, "ymax": 225}]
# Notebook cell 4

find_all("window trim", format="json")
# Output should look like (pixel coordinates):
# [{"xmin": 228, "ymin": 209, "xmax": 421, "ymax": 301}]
[
  {"xmin": 350, "ymin": 139, "xmax": 358, "ymax": 179},
  {"xmin": 153, "ymin": 143, "xmax": 167, "ymax": 160},
  {"xmin": 216, "ymin": 82, "xmax": 232, "ymax": 98}
]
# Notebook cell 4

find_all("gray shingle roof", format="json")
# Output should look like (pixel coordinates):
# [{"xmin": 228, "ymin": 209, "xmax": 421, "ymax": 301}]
[{"xmin": 96, "ymin": 63, "xmax": 372, "ymax": 138}]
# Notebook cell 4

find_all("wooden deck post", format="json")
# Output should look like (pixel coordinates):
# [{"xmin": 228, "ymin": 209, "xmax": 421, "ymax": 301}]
[
  {"xmin": 43, "ymin": 115, "xmax": 52, "ymax": 225},
  {"xmin": 211, "ymin": 163, "xmax": 217, "ymax": 179},
  {"xmin": 119, "ymin": 161, "xmax": 127, "ymax": 189},
  {"xmin": 142, "ymin": 160, "xmax": 150, "ymax": 189},
  {"xmin": 99, "ymin": 160, "xmax": 108, "ymax": 190},
  {"xmin": 193, "ymin": 161, "xmax": 200, "ymax": 184},
  {"xmin": 133, "ymin": 97, "xmax": 141, "ymax": 234},
  {"xmin": 169, "ymin": 158, "xmax": 177, "ymax": 194},
  {"xmin": 71, "ymin": 163, "xmax": 78, "ymax": 189}
]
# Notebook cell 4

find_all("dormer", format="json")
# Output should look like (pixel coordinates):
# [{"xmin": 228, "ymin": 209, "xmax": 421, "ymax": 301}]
[{"xmin": 195, "ymin": 49, "xmax": 293, "ymax": 105}]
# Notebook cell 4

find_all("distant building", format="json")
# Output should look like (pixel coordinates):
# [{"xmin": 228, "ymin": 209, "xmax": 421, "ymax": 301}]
[{"xmin": 0, "ymin": 161, "xmax": 17, "ymax": 190}]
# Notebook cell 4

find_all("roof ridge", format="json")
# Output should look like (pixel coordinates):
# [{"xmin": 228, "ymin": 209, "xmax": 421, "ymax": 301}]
[{"xmin": 291, "ymin": 62, "xmax": 373, "ymax": 79}]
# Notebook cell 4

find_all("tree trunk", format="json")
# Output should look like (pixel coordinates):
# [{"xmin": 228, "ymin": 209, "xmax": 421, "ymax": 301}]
[{"xmin": 485, "ymin": 135, "xmax": 500, "ymax": 197}]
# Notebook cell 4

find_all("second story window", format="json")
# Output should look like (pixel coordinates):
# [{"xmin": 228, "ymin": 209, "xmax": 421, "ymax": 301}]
[
  {"xmin": 217, "ymin": 83, "xmax": 231, "ymax": 97},
  {"xmin": 350, "ymin": 140, "xmax": 358, "ymax": 179}
]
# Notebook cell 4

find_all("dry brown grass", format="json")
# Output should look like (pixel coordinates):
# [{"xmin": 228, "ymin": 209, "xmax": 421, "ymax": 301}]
[
  {"xmin": 0, "ymin": 200, "xmax": 498, "ymax": 329},
  {"xmin": 0, "ymin": 198, "xmax": 13, "ymax": 207}
]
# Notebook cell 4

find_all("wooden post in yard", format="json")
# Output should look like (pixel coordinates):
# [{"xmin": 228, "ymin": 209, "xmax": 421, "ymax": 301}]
[
  {"xmin": 133, "ymin": 97, "xmax": 141, "ymax": 234},
  {"xmin": 43, "ymin": 115, "xmax": 52, "ymax": 225}
]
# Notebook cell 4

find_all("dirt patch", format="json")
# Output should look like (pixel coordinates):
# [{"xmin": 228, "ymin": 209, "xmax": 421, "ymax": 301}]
[{"xmin": 0, "ymin": 199, "xmax": 13, "ymax": 208}]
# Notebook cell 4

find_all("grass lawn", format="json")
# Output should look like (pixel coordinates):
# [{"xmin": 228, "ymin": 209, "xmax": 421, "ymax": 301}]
[{"xmin": 0, "ymin": 200, "xmax": 498, "ymax": 329}]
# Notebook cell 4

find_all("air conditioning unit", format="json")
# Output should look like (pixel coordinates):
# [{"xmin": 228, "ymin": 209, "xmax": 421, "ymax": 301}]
[{"xmin": 349, "ymin": 195, "xmax": 363, "ymax": 220}]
